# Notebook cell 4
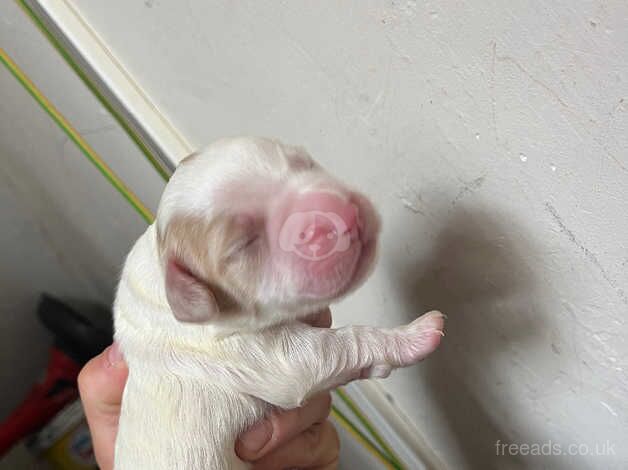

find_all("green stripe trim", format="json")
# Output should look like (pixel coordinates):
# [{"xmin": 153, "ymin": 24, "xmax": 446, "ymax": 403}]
[{"xmin": 16, "ymin": 0, "xmax": 171, "ymax": 182}]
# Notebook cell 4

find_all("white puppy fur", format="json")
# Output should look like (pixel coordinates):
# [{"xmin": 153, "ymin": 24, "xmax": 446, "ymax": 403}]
[{"xmin": 113, "ymin": 137, "xmax": 445, "ymax": 469}]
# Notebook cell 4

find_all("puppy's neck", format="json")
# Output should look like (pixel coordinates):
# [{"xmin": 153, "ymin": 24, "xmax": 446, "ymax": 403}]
[{"xmin": 135, "ymin": 224, "xmax": 171, "ymax": 308}]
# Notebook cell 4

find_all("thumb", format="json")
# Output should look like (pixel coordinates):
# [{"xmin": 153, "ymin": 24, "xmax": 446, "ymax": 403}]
[{"xmin": 78, "ymin": 342, "xmax": 128, "ymax": 470}]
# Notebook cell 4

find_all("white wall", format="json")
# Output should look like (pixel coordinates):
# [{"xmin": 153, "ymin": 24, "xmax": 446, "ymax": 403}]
[
  {"xmin": 0, "ymin": 2, "xmax": 164, "ymax": 466},
  {"xmin": 69, "ymin": 1, "xmax": 628, "ymax": 469}
]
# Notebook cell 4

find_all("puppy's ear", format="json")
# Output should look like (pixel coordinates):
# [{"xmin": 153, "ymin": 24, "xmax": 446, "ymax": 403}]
[{"xmin": 165, "ymin": 258, "xmax": 219, "ymax": 323}]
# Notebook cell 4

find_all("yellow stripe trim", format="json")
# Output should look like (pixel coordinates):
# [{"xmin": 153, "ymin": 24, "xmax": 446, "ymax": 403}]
[
  {"xmin": 331, "ymin": 406, "xmax": 399, "ymax": 470},
  {"xmin": 336, "ymin": 387, "xmax": 405, "ymax": 468}
]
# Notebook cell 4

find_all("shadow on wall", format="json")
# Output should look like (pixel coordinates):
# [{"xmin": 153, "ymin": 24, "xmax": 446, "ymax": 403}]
[{"xmin": 390, "ymin": 206, "xmax": 541, "ymax": 470}]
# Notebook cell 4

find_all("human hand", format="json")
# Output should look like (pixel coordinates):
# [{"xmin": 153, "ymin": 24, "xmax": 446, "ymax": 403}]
[{"xmin": 78, "ymin": 308, "xmax": 339, "ymax": 470}]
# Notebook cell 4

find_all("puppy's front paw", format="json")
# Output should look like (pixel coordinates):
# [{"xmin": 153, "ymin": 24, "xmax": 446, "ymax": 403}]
[{"xmin": 396, "ymin": 310, "xmax": 446, "ymax": 365}]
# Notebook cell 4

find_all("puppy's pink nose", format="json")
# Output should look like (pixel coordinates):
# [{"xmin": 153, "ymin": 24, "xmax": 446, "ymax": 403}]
[{"xmin": 276, "ymin": 191, "xmax": 361, "ymax": 261}]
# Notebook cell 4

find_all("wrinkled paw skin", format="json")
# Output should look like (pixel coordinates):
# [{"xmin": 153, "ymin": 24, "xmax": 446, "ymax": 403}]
[{"xmin": 396, "ymin": 310, "xmax": 446, "ymax": 365}]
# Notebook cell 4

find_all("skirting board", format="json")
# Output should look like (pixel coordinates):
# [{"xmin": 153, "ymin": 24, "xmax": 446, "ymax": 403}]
[
  {"xmin": 23, "ymin": 0, "xmax": 193, "ymax": 174},
  {"xmin": 23, "ymin": 1, "xmax": 446, "ymax": 469},
  {"xmin": 343, "ymin": 382, "xmax": 446, "ymax": 469}
]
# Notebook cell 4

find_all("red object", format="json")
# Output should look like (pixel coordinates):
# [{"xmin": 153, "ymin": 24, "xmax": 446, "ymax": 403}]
[{"xmin": 0, "ymin": 347, "xmax": 81, "ymax": 456}]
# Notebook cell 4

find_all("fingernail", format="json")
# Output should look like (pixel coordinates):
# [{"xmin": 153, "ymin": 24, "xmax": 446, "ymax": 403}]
[
  {"xmin": 106, "ymin": 342, "xmax": 124, "ymax": 368},
  {"xmin": 240, "ymin": 420, "xmax": 272, "ymax": 453}
]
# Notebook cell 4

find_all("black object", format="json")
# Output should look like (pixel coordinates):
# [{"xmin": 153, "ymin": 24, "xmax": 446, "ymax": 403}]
[{"xmin": 37, "ymin": 294, "xmax": 113, "ymax": 366}]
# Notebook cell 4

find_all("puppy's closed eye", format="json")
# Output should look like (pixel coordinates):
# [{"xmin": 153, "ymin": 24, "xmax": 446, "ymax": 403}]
[
  {"xmin": 222, "ymin": 215, "xmax": 265, "ymax": 261},
  {"xmin": 242, "ymin": 235, "xmax": 260, "ymax": 249},
  {"xmin": 225, "ymin": 234, "xmax": 261, "ymax": 259}
]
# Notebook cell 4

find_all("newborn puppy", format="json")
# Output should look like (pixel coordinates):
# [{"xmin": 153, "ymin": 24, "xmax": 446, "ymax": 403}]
[{"xmin": 113, "ymin": 137, "xmax": 445, "ymax": 469}]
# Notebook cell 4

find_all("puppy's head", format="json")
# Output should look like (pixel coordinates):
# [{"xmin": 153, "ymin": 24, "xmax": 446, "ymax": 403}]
[{"xmin": 156, "ymin": 137, "xmax": 380, "ymax": 327}]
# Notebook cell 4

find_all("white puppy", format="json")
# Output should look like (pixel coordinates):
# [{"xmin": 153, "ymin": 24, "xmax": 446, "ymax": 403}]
[{"xmin": 113, "ymin": 137, "xmax": 445, "ymax": 469}]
